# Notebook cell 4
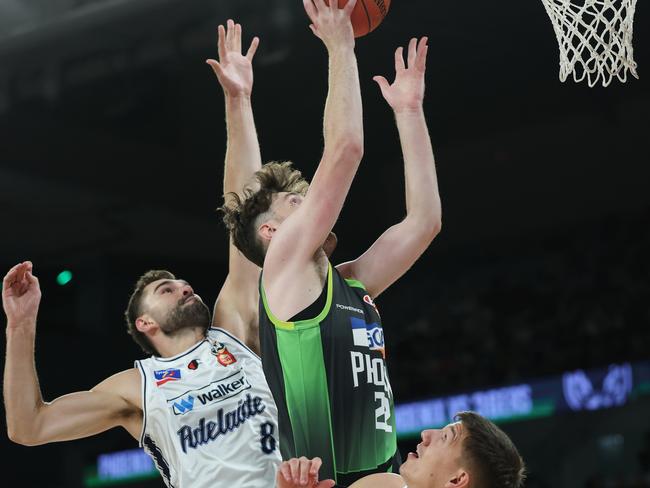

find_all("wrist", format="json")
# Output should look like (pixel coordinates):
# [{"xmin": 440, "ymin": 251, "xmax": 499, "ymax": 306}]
[
  {"xmin": 326, "ymin": 42, "xmax": 355, "ymax": 56},
  {"xmin": 225, "ymin": 93, "xmax": 252, "ymax": 104},
  {"xmin": 394, "ymin": 105, "xmax": 425, "ymax": 117},
  {"xmin": 6, "ymin": 323, "xmax": 36, "ymax": 337}
]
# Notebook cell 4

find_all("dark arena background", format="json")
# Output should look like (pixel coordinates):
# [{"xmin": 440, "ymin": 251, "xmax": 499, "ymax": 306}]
[{"xmin": 1, "ymin": 0, "xmax": 649, "ymax": 486}]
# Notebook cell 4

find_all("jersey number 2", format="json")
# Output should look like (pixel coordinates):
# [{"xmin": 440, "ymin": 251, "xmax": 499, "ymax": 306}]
[{"xmin": 374, "ymin": 392, "xmax": 393, "ymax": 432}]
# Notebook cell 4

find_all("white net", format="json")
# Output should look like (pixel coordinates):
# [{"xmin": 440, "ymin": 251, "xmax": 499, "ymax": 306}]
[{"xmin": 540, "ymin": 0, "xmax": 639, "ymax": 87}]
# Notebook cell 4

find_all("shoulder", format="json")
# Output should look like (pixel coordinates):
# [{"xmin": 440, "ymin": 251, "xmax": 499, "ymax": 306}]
[
  {"xmin": 348, "ymin": 473, "xmax": 404, "ymax": 488},
  {"xmin": 92, "ymin": 368, "xmax": 142, "ymax": 411}
]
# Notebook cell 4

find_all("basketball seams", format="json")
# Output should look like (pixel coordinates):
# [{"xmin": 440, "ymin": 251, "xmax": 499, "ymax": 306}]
[{"xmin": 359, "ymin": 0, "xmax": 373, "ymax": 34}]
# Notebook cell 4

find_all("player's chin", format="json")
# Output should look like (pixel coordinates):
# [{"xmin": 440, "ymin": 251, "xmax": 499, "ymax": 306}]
[{"xmin": 400, "ymin": 453, "xmax": 419, "ymax": 473}]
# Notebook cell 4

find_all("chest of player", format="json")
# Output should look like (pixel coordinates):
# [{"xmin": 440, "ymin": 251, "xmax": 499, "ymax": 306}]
[
  {"xmin": 324, "ymin": 280, "xmax": 385, "ymax": 358},
  {"xmin": 146, "ymin": 340, "xmax": 267, "ymax": 432}
]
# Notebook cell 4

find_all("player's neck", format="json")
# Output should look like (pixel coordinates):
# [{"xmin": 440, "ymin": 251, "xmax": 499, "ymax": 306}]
[{"xmin": 154, "ymin": 328, "xmax": 206, "ymax": 358}]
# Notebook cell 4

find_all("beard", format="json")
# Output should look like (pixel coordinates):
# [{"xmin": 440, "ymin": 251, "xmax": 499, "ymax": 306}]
[{"xmin": 159, "ymin": 298, "xmax": 211, "ymax": 337}]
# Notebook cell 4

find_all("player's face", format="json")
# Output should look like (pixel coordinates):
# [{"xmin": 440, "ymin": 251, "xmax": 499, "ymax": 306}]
[
  {"xmin": 399, "ymin": 422, "xmax": 468, "ymax": 488},
  {"xmin": 142, "ymin": 278, "xmax": 211, "ymax": 335},
  {"xmin": 261, "ymin": 192, "xmax": 337, "ymax": 257},
  {"xmin": 269, "ymin": 191, "xmax": 304, "ymax": 223}
]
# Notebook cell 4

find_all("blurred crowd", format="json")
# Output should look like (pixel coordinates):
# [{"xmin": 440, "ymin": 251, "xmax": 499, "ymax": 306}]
[{"xmin": 387, "ymin": 210, "xmax": 650, "ymax": 400}]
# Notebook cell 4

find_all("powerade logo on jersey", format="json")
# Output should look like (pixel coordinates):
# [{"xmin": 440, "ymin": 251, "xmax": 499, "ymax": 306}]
[
  {"xmin": 167, "ymin": 369, "xmax": 252, "ymax": 415},
  {"xmin": 154, "ymin": 368, "xmax": 181, "ymax": 387},
  {"xmin": 351, "ymin": 317, "xmax": 385, "ymax": 358},
  {"xmin": 177, "ymin": 394, "xmax": 266, "ymax": 453}
]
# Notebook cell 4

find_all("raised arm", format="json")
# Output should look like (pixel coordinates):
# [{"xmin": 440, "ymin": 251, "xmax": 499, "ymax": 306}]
[
  {"xmin": 207, "ymin": 19, "xmax": 261, "ymax": 201},
  {"xmin": 337, "ymin": 37, "xmax": 442, "ymax": 298},
  {"xmin": 264, "ymin": 0, "xmax": 363, "ymax": 275},
  {"xmin": 3, "ymin": 262, "xmax": 141, "ymax": 446},
  {"xmin": 207, "ymin": 20, "xmax": 263, "ymax": 336}
]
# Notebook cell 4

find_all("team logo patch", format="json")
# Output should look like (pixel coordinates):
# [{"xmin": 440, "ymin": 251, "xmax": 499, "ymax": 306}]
[
  {"xmin": 168, "ymin": 369, "xmax": 252, "ymax": 416},
  {"xmin": 188, "ymin": 360, "xmax": 200, "ymax": 370},
  {"xmin": 154, "ymin": 368, "xmax": 181, "ymax": 386},
  {"xmin": 363, "ymin": 294, "xmax": 380, "ymax": 316},
  {"xmin": 350, "ymin": 317, "xmax": 386, "ymax": 358},
  {"xmin": 210, "ymin": 341, "xmax": 237, "ymax": 366}
]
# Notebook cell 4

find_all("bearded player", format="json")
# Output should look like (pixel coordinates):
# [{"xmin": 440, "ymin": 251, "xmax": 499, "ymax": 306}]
[
  {"xmin": 3, "ymin": 260, "xmax": 281, "ymax": 488},
  {"xmin": 2, "ymin": 9, "xmax": 352, "ymax": 487},
  {"xmin": 222, "ymin": 3, "xmax": 442, "ymax": 483}
]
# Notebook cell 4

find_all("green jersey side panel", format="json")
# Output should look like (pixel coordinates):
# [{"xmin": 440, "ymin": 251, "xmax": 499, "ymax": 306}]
[{"xmin": 259, "ymin": 262, "xmax": 398, "ymax": 484}]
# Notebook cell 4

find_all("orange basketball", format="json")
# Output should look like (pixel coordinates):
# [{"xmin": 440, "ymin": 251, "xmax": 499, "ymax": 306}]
[{"xmin": 325, "ymin": 0, "xmax": 392, "ymax": 38}]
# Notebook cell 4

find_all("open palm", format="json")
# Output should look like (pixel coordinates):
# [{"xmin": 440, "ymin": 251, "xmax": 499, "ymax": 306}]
[
  {"xmin": 374, "ymin": 37, "xmax": 428, "ymax": 113},
  {"xmin": 207, "ymin": 19, "xmax": 259, "ymax": 97}
]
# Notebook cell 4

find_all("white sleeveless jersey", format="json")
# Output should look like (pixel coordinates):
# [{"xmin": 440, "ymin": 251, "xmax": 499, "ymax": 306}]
[{"xmin": 135, "ymin": 328, "xmax": 280, "ymax": 488}]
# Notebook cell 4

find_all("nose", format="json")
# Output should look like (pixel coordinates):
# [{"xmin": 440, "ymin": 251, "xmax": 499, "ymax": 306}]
[
  {"xmin": 421, "ymin": 429, "xmax": 435, "ymax": 445},
  {"xmin": 181, "ymin": 284, "xmax": 194, "ymax": 296}
]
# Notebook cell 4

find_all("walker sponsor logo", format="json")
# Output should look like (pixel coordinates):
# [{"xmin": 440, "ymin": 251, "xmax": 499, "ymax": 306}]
[
  {"xmin": 154, "ymin": 368, "xmax": 181, "ymax": 387},
  {"xmin": 167, "ymin": 369, "xmax": 251, "ymax": 415},
  {"xmin": 177, "ymin": 394, "xmax": 266, "ymax": 453},
  {"xmin": 351, "ymin": 317, "xmax": 385, "ymax": 358},
  {"xmin": 336, "ymin": 303, "xmax": 364, "ymax": 315},
  {"xmin": 172, "ymin": 396, "xmax": 196, "ymax": 415}
]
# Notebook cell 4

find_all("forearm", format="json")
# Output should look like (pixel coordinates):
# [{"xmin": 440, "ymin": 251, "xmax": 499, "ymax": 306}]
[
  {"xmin": 323, "ymin": 47, "xmax": 363, "ymax": 155},
  {"xmin": 395, "ymin": 108, "xmax": 441, "ymax": 226},
  {"xmin": 223, "ymin": 95, "xmax": 262, "ymax": 197},
  {"xmin": 4, "ymin": 326, "xmax": 45, "ymax": 442}
]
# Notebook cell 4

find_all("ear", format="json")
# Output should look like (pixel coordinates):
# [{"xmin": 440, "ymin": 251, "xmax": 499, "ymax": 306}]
[
  {"xmin": 135, "ymin": 315, "xmax": 157, "ymax": 334},
  {"xmin": 258, "ymin": 222, "xmax": 276, "ymax": 242},
  {"xmin": 445, "ymin": 470, "xmax": 469, "ymax": 488}
]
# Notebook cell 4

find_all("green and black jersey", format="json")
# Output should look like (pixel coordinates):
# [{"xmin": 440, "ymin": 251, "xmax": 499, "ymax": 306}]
[{"xmin": 259, "ymin": 262, "xmax": 399, "ymax": 486}]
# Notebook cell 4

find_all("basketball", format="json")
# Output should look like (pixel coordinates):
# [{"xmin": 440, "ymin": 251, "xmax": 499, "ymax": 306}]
[{"xmin": 326, "ymin": 0, "xmax": 392, "ymax": 38}]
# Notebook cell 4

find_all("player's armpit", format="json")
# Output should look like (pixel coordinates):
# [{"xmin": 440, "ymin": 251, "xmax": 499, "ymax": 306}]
[
  {"xmin": 337, "ymin": 216, "xmax": 440, "ymax": 299},
  {"xmin": 16, "ymin": 368, "xmax": 142, "ymax": 446}
]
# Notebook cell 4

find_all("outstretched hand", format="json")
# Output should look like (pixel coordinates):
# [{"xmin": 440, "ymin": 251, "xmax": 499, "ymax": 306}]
[
  {"xmin": 2, "ymin": 261, "xmax": 41, "ymax": 330},
  {"xmin": 276, "ymin": 457, "xmax": 335, "ymax": 488},
  {"xmin": 206, "ymin": 19, "xmax": 260, "ymax": 98},
  {"xmin": 374, "ymin": 37, "xmax": 429, "ymax": 113},
  {"xmin": 303, "ymin": 0, "xmax": 357, "ymax": 51}
]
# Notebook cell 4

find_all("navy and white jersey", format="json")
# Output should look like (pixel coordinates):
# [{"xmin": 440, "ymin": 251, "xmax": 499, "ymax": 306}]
[{"xmin": 135, "ymin": 328, "xmax": 280, "ymax": 488}]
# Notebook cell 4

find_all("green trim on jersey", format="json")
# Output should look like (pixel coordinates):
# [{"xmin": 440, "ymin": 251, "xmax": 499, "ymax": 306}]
[
  {"xmin": 260, "ymin": 263, "xmax": 334, "ymax": 331},
  {"xmin": 344, "ymin": 278, "xmax": 367, "ymax": 290},
  {"xmin": 260, "ymin": 263, "xmax": 337, "ymax": 475}
]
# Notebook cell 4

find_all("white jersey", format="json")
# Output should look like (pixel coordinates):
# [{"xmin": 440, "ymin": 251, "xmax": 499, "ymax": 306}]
[{"xmin": 135, "ymin": 327, "xmax": 280, "ymax": 488}]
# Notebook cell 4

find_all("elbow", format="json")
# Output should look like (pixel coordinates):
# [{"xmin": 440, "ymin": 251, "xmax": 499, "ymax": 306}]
[
  {"xmin": 7, "ymin": 430, "xmax": 35, "ymax": 446},
  {"xmin": 345, "ymin": 139, "xmax": 364, "ymax": 162},
  {"xmin": 409, "ymin": 214, "xmax": 442, "ymax": 243},
  {"xmin": 7, "ymin": 424, "xmax": 42, "ymax": 446},
  {"xmin": 429, "ymin": 216, "xmax": 442, "ymax": 240},
  {"xmin": 334, "ymin": 136, "xmax": 364, "ymax": 164}
]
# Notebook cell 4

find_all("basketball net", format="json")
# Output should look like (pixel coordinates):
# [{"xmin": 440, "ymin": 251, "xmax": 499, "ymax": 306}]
[{"xmin": 540, "ymin": 0, "xmax": 639, "ymax": 87}]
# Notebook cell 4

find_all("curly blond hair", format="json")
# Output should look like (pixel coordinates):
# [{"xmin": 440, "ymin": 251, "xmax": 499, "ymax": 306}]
[{"xmin": 220, "ymin": 161, "xmax": 309, "ymax": 267}]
